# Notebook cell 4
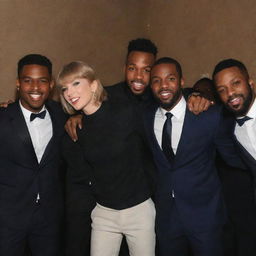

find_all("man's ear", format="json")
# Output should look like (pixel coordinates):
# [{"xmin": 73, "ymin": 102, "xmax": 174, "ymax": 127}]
[
  {"xmin": 16, "ymin": 78, "xmax": 20, "ymax": 90},
  {"xmin": 50, "ymin": 79, "xmax": 54, "ymax": 90},
  {"xmin": 123, "ymin": 64, "xmax": 127, "ymax": 75},
  {"xmin": 181, "ymin": 78, "xmax": 185, "ymax": 88},
  {"xmin": 249, "ymin": 78, "xmax": 254, "ymax": 89}
]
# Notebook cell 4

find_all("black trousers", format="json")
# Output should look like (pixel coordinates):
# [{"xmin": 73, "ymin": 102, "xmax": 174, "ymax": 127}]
[
  {"xmin": 0, "ymin": 205, "xmax": 61, "ymax": 256},
  {"xmin": 217, "ymin": 155, "xmax": 256, "ymax": 256}
]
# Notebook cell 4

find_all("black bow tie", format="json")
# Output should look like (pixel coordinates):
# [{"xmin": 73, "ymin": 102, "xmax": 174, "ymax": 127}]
[
  {"xmin": 30, "ymin": 110, "xmax": 46, "ymax": 122},
  {"xmin": 236, "ymin": 116, "xmax": 252, "ymax": 126}
]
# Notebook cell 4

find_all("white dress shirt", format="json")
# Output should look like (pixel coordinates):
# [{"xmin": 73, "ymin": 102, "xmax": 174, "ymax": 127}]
[
  {"xmin": 20, "ymin": 102, "xmax": 53, "ymax": 163},
  {"xmin": 154, "ymin": 96, "xmax": 186, "ymax": 154},
  {"xmin": 235, "ymin": 99, "xmax": 256, "ymax": 160}
]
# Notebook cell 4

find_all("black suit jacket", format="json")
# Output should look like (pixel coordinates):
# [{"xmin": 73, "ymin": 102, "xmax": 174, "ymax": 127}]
[
  {"xmin": 0, "ymin": 100, "xmax": 67, "ymax": 229},
  {"xmin": 230, "ymin": 117, "xmax": 256, "ymax": 199}
]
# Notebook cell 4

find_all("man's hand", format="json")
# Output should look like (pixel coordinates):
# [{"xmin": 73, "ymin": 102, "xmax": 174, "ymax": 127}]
[
  {"xmin": 187, "ymin": 93, "xmax": 214, "ymax": 115},
  {"xmin": 0, "ymin": 99, "xmax": 14, "ymax": 108},
  {"xmin": 64, "ymin": 114, "xmax": 83, "ymax": 142}
]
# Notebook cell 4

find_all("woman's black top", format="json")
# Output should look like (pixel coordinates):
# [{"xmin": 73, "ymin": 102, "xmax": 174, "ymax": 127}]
[{"xmin": 62, "ymin": 99, "xmax": 156, "ymax": 210}]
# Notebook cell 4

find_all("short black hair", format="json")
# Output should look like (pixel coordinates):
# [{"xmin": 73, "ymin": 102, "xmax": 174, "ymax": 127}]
[
  {"xmin": 153, "ymin": 57, "xmax": 183, "ymax": 79},
  {"xmin": 18, "ymin": 54, "xmax": 52, "ymax": 77},
  {"xmin": 193, "ymin": 77, "xmax": 214, "ymax": 88},
  {"xmin": 127, "ymin": 38, "xmax": 158, "ymax": 57},
  {"xmin": 212, "ymin": 59, "xmax": 249, "ymax": 81}
]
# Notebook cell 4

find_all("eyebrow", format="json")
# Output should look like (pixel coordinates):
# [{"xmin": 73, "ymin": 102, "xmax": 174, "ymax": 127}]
[
  {"xmin": 127, "ymin": 63, "xmax": 152, "ymax": 68},
  {"xmin": 20, "ymin": 76, "xmax": 50, "ymax": 80},
  {"xmin": 151, "ymin": 73, "xmax": 175, "ymax": 79}
]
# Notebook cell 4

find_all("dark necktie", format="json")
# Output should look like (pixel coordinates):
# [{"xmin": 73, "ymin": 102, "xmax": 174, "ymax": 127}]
[
  {"xmin": 162, "ymin": 112, "xmax": 175, "ymax": 161},
  {"xmin": 30, "ymin": 110, "xmax": 46, "ymax": 122},
  {"xmin": 236, "ymin": 116, "xmax": 252, "ymax": 127}
]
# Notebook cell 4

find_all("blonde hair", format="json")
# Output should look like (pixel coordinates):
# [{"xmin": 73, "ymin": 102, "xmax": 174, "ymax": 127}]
[{"xmin": 57, "ymin": 61, "xmax": 107, "ymax": 115}]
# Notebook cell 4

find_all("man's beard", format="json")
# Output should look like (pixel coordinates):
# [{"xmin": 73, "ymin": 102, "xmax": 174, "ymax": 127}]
[
  {"xmin": 155, "ymin": 88, "xmax": 182, "ymax": 111},
  {"xmin": 225, "ymin": 85, "xmax": 253, "ymax": 117}
]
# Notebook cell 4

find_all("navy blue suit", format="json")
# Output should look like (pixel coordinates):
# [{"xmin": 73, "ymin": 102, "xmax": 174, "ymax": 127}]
[
  {"xmin": 0, "ymin": 101, "xmax": 66, "ymax": 256},
  {"xmin": 144, "ymin": 102, "xmax": 244, "ymax": 256}
]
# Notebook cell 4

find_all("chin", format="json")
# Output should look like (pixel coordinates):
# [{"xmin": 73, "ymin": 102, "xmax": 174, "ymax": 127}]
[{"xmin": 132, "ymin": 89, "xmax": 144, "ymax": 95}]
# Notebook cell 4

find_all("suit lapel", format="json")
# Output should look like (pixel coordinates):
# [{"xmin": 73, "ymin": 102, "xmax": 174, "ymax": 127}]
[
  {"xmin": 144, "ymin": 104, "xmax": 172, "ymax": 167},
  {"xmin": 234, "ymin": 133, "xmax": 256, "ymax": 166},
  {"xmin": 9, "ymin": 102, "xmax": 38, "ymax": 164},
  {"xmin": 39, "ymin": 102, "xmax": 62, "ymax": 166},
  {"xmin": 174, "ymin": 108, "xmax": 199, "ymax": 163}
]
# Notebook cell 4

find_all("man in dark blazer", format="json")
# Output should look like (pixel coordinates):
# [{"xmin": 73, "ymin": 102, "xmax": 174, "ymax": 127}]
[
  {"xmin": 0, "ymin": 54, "xmax": 67, "ymax": 256},
  {"xmin": 143, "ymin": 57, "xmax": 244, "ymax": 256},
  {"xmin": 212, "ymin": 59, "xmax": 256, "ymax": 255}
]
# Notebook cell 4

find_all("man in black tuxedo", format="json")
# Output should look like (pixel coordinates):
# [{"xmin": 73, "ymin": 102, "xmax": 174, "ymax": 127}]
[
  {"xmin": 0, "ymin": 54, "xmax": 67, "ymax": 256},
  {"xmin": 213, "ymin": 59, "xmax": 256, "ymax": 255}
]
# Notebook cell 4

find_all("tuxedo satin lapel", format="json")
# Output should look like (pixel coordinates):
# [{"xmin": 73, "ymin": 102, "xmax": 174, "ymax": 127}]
[
  {"xmin": 9, "ymin": 103, "xmax": 38, "ymax": 163},
  {"xmin": 39, "ymin": 104, "xmax": 61, "ymax": 166},
  {"xmin": 231, "ymin": 117, "xmax": 256, "ymax": 166},
  {"xmin": 235, "ymin": 137, "xmax": 256, "ymax": 165}
]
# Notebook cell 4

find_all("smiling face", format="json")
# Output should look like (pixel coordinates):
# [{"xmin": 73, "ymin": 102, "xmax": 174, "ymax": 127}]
[
  {"xmin": 62, "ymin": 77, "xmax": 99, "ymax": 115},
  {"xmin": 214, "ymin": 66, "xmax": 254, "ymax": 117},
  {"xmin": 17, "ymin": 64, "xmax": 53, "ymax": 112},
  {"xmin": 125, "ymin": 51, "xmax": 155, "ymax": 95},
  {"xmin": 151, "ymin": 63, "xmax": 184, "ymax": 111}
]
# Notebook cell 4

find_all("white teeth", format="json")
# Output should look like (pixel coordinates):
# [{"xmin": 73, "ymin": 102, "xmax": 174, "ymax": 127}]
[
  {"xmin": 230, "ymin": 97, "xmax": 240, "ymax": 104},
  {"xmin": 71, "ymin": 98, "xmax": 79, "ymax": 103},
  {"xmin": 160, "ymin": 91, "xmax": 171, "ymax": 96},
  {"xmin": 30, "ymin": 94, "xmax": 40, "ymax": 99},
  {"xmin": 133, "ymin": 82, "xmax": 144, "ymax": 88}
]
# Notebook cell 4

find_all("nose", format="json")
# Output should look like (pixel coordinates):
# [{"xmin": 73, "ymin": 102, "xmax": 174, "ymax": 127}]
[
  {"xmin": 226, "ymin": 86, "xmax": 235, "ymax": 97},
  {"xmin": 135, "ymin": 69, "xmax": 143, "ymax": 80},
  {"xmin": 160, "ymin": 80, "xmax": 168, "ymax": 89},
  {"xmin": 31, "ymin": 80, "xmax": 39, "ymax": 90}
]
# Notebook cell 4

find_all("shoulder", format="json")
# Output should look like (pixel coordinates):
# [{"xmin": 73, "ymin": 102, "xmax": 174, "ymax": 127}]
[
  {"xmin": 104, "ymin": 81, "xmax": 125, "ymax": 92},
  {"xmin": 0, "ymin": 101, "xmax": 20, "ymax": 118},
  {"xmin": 104, "ymin": 81, "xmax": 132, "ymax": 103},
  {"xmin": 46, "ymin": 100, "xmax": 67, "ymax": 119},
  {"xmin": 182, "ymin": 87, "xmax": 193, "ymax": 99},
  {"xmin": 46, "ymin": 99, "xmax": 62, "ymax": 110}
]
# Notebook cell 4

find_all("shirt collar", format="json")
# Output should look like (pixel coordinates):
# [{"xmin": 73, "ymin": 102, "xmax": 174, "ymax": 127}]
[
  {"xmin": 244, "ymin": 98, "xmax": 256, "ymax": 119},
  {"xmin": 159, "ymin": 96, "xmax": 186, "ymax": 119},
  {"xmin": 19, "ymin": 100, "xmax": 46, "ymax": 120}
]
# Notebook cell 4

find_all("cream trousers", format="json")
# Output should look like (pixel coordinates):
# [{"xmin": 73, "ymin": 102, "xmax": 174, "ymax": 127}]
[{"xmin": 90, "ymin": 198, "xmax": 156, "ymax": 256}]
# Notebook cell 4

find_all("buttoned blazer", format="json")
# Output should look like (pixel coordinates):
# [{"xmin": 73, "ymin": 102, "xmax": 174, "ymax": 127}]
[
  {"xmin": 143, "ymin": 103, "xmax": 243, "ymax": 233},
  {"xmin": 0, "ymin": 101, "xmax": 66, "ymax": 229}
]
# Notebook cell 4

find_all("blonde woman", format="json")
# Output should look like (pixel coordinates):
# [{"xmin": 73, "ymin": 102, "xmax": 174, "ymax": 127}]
[{"xmin": 58, "ymin": 61, "xmax": 156, "ymax": 256}]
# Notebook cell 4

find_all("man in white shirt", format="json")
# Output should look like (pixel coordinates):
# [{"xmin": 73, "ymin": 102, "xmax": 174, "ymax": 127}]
[
  {"xmin": 213, "ymin": 59, "xmax": 256, "ymax": 256},
  {"xmin": 143, "ymin": 57, "xmax": 244, "ymax": 256},
  {"xmin": 0, "ymin": 54, "xmax": 67, "ymax": 256}
]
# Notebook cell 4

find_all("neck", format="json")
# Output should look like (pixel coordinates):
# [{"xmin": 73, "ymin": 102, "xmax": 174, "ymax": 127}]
[{"xmin": 83, "ymin": 102, "xmax": 102, "ymax": 115}]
